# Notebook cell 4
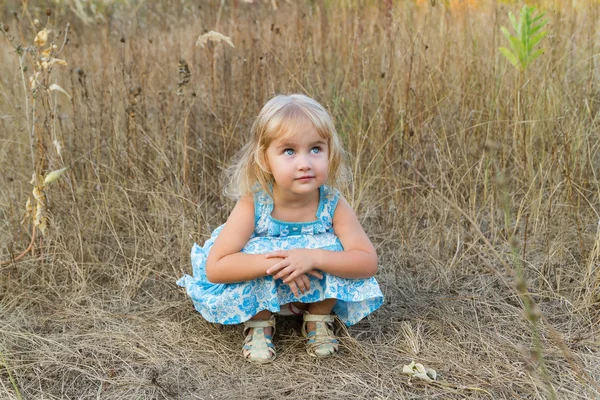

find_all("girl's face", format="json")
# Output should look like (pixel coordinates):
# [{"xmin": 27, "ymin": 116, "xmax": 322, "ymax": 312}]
[{"xmin": 265, "ymin": 122, "xmax": 329, "ymax": 199}]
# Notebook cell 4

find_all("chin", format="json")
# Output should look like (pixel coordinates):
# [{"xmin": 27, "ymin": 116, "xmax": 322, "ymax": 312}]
[{"xmin": 289, "ymin": 183, "xmax": 318, "ymax": 193}]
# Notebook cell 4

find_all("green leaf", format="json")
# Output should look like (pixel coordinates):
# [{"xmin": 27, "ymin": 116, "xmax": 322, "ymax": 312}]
[
  {"xmin": 508, "ymin": 35, "xmax": 525, "ymax": 63},
  {"xmin": 509, "ymin": 12, "xmax": 519, "ymax": 33},
  {"xmin": 529, "ymin": 19, "xmax": 548, "ymax": 36},
  {"xmin": 529, "ymin": 49, "xmax": 544, "ymax": 63},
  {"xmin": 531, "ymin": 13, "xmax": 546, "ymax": 24},
  {"xmin": 500, "ymin": 26, "xmax": 513, "ymax": 41},
  {"xmin": 500, "ymin": 47, "xmax": 519, "ymax": 68},
  {"xmin": 519, "ymin": 7, "xmax": 528, "ymax": 45},
  {"xmin": 529, "ymin": 31, "xmax": 547, "ymax": 50}
]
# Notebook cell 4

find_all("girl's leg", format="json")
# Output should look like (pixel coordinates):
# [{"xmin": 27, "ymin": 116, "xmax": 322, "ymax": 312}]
[
  {"xmin": 305, "ymin": 298, "xmax": 336, "ymax": 331},
  {"xmin": 250, "ymin": 309, "xmax": 273, "ymax": 335}
]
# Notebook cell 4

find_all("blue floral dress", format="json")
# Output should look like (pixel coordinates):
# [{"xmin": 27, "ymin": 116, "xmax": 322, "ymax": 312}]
[{"xmin": 177, "ymin": 185, "xmax": 384, "ymax": 326}]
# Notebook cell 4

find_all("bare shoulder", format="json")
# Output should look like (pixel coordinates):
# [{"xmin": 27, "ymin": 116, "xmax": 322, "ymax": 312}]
[
  {"xmin": 236, "ymin": 193, "xmax": 254, "ymax": 211},
  {"xmin": 208, "ymin": 194, "xmax": 256, "ymax": 260},
  {"xmin": 225, "ymin": 193, "xmax": 254, "ymax": 225},
  {"xmin": 332, "ymin": 195, "xmax": 375, "ymax": 253},
  {"xmin": 332, "ymin": 195, "xmax": 357, "ymax": 224}
]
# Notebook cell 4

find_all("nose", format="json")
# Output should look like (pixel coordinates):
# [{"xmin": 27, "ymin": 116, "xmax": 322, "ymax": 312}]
[{"xmin": 296, "ymin": 154, "xmax": 311, "ymax": 171}]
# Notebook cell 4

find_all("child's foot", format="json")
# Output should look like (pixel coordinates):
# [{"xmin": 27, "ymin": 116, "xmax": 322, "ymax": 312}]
[
  {"xmin": 242, "ymin": 316, "xmax": 276, "ymax": 363},
  {"xmin": 302, "ymin": 313, "xmax": 339, "ymax": 358}
]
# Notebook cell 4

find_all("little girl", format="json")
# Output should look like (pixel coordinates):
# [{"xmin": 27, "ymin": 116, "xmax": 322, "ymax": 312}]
[{"xmin": 177, "ymin": 94, "xmax": 383, "ymax": 363}]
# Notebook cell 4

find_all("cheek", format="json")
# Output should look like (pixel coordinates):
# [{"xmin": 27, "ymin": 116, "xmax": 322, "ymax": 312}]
[{"xmin": 319, "ymin": 154, "xmax": 330, "ymax": 168}]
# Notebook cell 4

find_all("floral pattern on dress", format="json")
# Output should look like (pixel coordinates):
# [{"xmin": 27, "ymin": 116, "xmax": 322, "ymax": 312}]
[{"xmin": 177, "ymin": 185, "xmax": 384, "ymax": 326}]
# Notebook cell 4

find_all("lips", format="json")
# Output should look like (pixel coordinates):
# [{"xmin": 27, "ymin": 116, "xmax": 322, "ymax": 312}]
[{"xmin": 296, "ymin": 176, "xmax": 315, "ymax": 180}]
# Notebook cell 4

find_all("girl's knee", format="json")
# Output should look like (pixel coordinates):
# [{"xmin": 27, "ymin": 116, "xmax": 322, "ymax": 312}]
[
  {"xmin": 307, "ymin": 298, "xmax": 337, "ymax": 314},
  {"xmin": 315, "ymin": 298, "xmax": 337, "ymax": 306},
  {"xmin": 251, "ymin": 309, "xmax": 272, "ymax": 320}
]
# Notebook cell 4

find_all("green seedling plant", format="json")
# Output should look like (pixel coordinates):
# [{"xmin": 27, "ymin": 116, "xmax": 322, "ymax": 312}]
[
  {"xmin": 499, "ymin": 4, "xmax": 548, "ymax": 164},
  {"xmin": 496, "ymin": 5, "xmax": 556, "ymax": 399},
  {"xmin": 499, "ymin": 4, "xmax": 548, "ymax": 72}
]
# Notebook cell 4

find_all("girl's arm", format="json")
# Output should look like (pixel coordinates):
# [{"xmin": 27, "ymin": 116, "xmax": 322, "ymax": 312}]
[
  {"xmin": 205, "ymin": 195, "xmax": 280, "ymax": 283},
  {"xmin": 266, "ymin": 196, "xmax": 378, "ymax": 280}
]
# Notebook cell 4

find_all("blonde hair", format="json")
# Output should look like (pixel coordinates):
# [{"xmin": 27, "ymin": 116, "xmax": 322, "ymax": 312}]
[{"xmin": 226, "ymin": 94, "xmax": 347, "ymax": 199}]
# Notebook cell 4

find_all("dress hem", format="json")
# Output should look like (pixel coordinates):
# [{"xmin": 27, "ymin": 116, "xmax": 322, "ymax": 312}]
[{"xmin": 189, "ymin": 296, "xmax": 384, "ymax": 327}]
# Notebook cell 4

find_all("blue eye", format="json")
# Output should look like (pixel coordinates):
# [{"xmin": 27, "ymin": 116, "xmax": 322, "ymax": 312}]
[
  {"xmin": 283, "ymin": 149, "xmax": 294, "ymax": 156},
  {"xmin": 310, "ymin": 147, "xmax": 321, "ymax": 154}
]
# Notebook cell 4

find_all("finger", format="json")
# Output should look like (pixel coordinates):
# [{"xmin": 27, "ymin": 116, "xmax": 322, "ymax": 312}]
[
  {"xmin": 295, "ymin": 277, "xmax": 306, "ymax": 293},
  {"xmin": 307, "ymin": 270, "xmax": 323, "ymax": 279},
  {"xmin": 266, "ymin": 260, "xmax": 287, "ymax": 275},
  {"xmin": 288, "ymin": 281, "xmax": 299, "ymax": 297},
  {"xmin": 283, "ymin": 269, "xmax": 303, "ymax": 283},
  {"xmin": 300, "ymin": 274, "xmax": 311, "ymax": 291},
  {"xmin": 282, "ymin": 271, "xmax": 296, "ymax": 283},
  {"xmin": 274, "ymin": 266, "xmax": 293, "ymax": 280},
  {"xmin": 265, "ymin": 251, "xmax": 287, "ymax": 259}
]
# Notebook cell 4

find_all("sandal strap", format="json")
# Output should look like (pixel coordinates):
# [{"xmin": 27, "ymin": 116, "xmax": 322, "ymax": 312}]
[
  {"xmin": 303, "ymin": 313, "xmax": 335, "ymax": 323},
  {"xmin": 243, "ymin": 316, "xmax": 276, "ymax": 336},
  {"xmin": 301, "ymin": 313, "xmax": 336, "ymax": 338}
]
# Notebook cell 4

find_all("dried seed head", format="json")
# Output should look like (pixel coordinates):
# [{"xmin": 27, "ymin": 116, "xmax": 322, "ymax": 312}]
[
  {"xmin": 29, "ymin": 72, "xmax": 42, "ymax": 90},
  {"xmin": 53, "ymin": 139, "xmax": 62, "ymax": 157},
  {"xmin": 40, "ymin": 47, "xmax": 52, "ymax": 61},
  {"xmin": 49, "ymin": 83, "xmax": 71, "ymax": 99},
  {"xmin": 48, "ymin": 58, "xmax": 68, "ymax": 67},
  {"xmin": 46, "ymin": 8, "xmax": 52, "ymax": 16},
  {"xmin": 34, "ymin": 28, "xmax": 49, "ymax": 47},
  {"xmin": 32, "ymin": 185, "xmax": 47, "ymax": 235},
  {"xmin": 24, "ymin": 197, "xmax": 33, "ymax": 216},
  {"xmin": 43, "ymin": 167, "xmax": 68, "ymax": 185},
  {"xmin": 196, "ymin": 30, "xmax": 234, "ymax": 48}
]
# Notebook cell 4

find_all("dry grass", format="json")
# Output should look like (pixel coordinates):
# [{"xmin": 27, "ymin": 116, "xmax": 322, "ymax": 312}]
[{"xmin": 1, "ymin": 0, "xmax": 599, "ymax": 398}]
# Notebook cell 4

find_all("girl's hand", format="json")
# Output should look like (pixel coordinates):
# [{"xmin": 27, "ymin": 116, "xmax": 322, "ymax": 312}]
[
  {"xmin": 286, "ymin": 273, "xmax": 313, "ymax": 297},
  {"xmin": 265, "ymin": 249, "xmax": 323, "ymax": 283}
]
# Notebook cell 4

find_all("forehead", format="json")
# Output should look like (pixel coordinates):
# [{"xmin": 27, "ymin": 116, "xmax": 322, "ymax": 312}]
[{"xmin": 266, "ymin": 110, "xmax": 328, "ymax": 145}]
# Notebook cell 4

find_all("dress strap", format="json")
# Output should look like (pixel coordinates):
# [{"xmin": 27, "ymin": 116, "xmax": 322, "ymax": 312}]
[
  {"xmin": 317, "ymin": 185, "xmax": 340, "ymax": 231},
  {"xmin": 253, "ymin": 189, "xmax": 273, "ymax": 226}
]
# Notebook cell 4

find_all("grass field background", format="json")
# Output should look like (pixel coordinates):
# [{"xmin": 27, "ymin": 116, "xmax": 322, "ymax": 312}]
[{"xmin": 1, "ymin": 0, "xmax": 599, "ymax": 398}]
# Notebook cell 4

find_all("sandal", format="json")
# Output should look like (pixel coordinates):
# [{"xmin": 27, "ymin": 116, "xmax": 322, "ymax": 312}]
[
  {"xmin": 242, "ymin": 316, "xmax": 276, "ymax": 363},
  {"xmin": 301, "ymin": 312, "xmax": 339, "ymax": 358}
]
